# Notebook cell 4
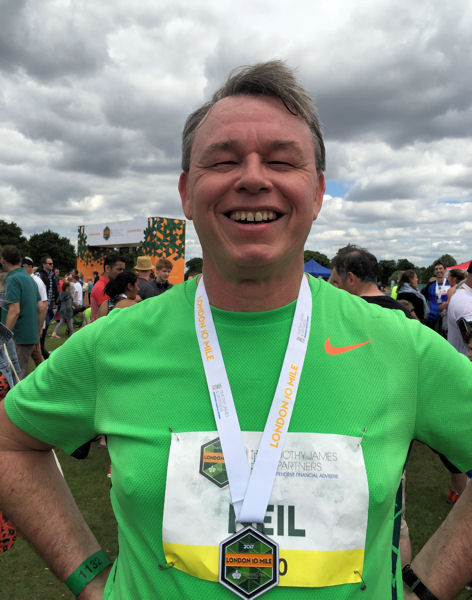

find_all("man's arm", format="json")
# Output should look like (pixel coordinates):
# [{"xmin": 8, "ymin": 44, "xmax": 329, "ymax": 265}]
[
  {"xmin": 5, "ymin": 301, "xmax": 20, "ymax": 333},
  {"xmin": 404, "ymin": 481, "xmax": 472, "ymax": 599},
  {"xmin": 0, "ymin": 403, "xmax": 110, "ymax": 599},
  {"xmin": 37, "ymin": 299, "xmax": 48, "ymax": 337}
]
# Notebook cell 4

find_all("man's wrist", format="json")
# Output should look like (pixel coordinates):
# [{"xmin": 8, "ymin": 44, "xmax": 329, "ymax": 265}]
[
  {"xmin": 402, "ymin": 564, "xmax": 439, "ymax": 600},
  {"xmin": 65, "ymin": 550, "xmax": 112, "ymax": 597}
]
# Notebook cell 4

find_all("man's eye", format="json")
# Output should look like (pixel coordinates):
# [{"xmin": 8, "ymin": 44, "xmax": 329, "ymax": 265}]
[{"xmin": 213, "ymin": 161, "xmax": 237, "ymax": 166}]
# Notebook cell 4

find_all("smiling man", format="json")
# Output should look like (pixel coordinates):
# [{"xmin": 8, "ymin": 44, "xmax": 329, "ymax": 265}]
[{"xmin": 0, "ymin": 61, "xmax": 472, "ymax": 600}]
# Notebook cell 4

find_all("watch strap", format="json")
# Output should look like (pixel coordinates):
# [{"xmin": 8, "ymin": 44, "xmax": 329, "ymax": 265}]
[{"xmin": 402, "ymin": 564, "xmax": 439, "ymax": 600}]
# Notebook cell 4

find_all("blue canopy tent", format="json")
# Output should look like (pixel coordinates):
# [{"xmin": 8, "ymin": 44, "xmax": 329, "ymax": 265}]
[{"xmin": 304, "ymin": 258, "xmax": 332, "ymax": 279}]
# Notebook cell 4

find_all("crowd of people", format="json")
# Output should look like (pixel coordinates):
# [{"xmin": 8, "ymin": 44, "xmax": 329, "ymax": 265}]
[{"xmin": 0, "ymin": 60, "xmax": 471, "ymax": 600}]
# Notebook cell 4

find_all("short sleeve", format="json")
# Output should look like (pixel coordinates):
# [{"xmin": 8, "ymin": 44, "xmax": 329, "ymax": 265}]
[
  {"xmin": 4, "ymin": 320, "xmax": 102, "ymax": 454},
  {"xmin": 414, "ymin": 324, "xmax": 472, "ymax": 472}
]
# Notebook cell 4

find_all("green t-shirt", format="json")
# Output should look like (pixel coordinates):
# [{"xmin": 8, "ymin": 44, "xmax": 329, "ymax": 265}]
[
  {"xmin": 1, "ymin": 267, "xmax": 40, "ymax": 344},
  {"xmin": 5, "ymin": 277, "xmax": 472, "ymax": 599}
]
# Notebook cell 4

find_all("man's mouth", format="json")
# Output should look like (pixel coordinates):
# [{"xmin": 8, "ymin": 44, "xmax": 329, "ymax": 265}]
[{"xmin": 227, "ymin": 210, "xmax": 280, "ymax": 223}]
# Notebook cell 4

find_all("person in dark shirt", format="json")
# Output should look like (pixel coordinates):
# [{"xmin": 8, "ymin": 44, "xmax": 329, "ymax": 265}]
[
  {"xmin": 134, "ymin": 256, "xmax": 157, "ymax": 300},
  {"xmin": 153, "ymin": 258, "xmax": 173, "ymax": 296},
  {"xmin": 330, "ymin": 245, "xmax": 412, "ymax": 317}
]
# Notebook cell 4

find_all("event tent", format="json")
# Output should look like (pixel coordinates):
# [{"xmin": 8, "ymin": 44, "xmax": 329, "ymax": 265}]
[
  {"xmin": 447, "ymin": 260, "xmax": 471, "ymax": 271},
  {"xmin": 304, "ymin": 258, "xmax": 332, "ymax": 278}
]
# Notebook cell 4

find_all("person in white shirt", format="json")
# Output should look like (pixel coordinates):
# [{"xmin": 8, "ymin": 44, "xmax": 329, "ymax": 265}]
[{"xmin": 447, "ymin": 262, "xmax": 472, "ymax": 356}]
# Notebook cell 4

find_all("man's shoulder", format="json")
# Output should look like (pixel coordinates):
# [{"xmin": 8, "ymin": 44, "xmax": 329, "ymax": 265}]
[{"xmin": 449, "ymin": 286, "xmax": 472, "ymax": 315}]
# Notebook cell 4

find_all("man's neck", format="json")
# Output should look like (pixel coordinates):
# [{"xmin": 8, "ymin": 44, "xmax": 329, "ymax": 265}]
[
  {"xmin": 200, "ymin": 265, "xmax": 306, "ymax": 312},
  {"xmin": 5, "ymin": 263, "xmax": 20, "ymax": 274},
  {"xmin": 358, "ymin": 282, "xmax": 383, "ymax": 297}
]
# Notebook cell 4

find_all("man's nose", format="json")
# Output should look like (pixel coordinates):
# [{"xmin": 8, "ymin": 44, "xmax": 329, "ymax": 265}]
[{"xmin": 235, "ymin": 155, "xmax": 272, "ymax": 194}]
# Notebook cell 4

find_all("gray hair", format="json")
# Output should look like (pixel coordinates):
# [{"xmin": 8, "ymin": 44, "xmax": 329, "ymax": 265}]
[{"xmin": 181, "ymin": 60, "xmax": 325, "ymax": 174}]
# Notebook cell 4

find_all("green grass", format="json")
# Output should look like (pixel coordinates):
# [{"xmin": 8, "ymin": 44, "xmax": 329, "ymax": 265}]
[{"xmin": 1, "ymin": 325, "xmax": 471, "ymax": 598}]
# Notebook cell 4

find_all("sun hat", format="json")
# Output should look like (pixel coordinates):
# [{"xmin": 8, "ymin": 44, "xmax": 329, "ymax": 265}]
[{"xmin": 135, "ymin": 256, "xmax": 154, "ymax": 271}]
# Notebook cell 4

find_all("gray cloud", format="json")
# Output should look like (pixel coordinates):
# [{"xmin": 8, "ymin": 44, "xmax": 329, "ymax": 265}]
[{"xmin": 1, "ymin": 0, "xmax": 471, "ymax": 268}]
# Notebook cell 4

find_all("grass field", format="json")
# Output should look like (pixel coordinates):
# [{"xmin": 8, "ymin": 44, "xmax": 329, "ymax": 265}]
[{"xmin": 1, "ymin": 324, "xmax": 471, "ymax": 599}]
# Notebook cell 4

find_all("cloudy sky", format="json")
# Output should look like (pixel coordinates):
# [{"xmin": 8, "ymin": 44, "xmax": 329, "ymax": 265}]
[{"xmin": 1, "ymin": 0, "xmax": 471, "ymax": 267}]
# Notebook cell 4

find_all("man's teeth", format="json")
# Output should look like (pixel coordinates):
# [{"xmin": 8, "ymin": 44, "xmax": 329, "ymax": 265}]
[{"xmin": 229, "ymin": 210, "xmax": 277, "ymax": 223}]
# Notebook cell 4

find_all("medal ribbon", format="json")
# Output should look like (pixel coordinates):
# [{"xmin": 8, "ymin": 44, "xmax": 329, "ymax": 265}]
[
  {"xmin": 195, "ymin": 276, "xmax": 311, "ymax": 524},
  {"xmin": 435, "ymin": 278, "xmax": 448, "ymax": 299}
]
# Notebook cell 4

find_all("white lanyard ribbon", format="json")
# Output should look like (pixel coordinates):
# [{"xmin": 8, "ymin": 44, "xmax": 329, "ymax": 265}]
[
  {"xmin": 195, "ymin": 275, "xmax": 312, "ymax": 524},
  {"xmin": 435, "ymin": 278, "xmax": 448, "ymax": 298}
]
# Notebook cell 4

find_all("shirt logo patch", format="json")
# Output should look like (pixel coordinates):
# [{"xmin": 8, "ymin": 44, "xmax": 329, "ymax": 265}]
[{"xmin": 324, "ymin": 337, "xmax": 372, "ymax": 355}]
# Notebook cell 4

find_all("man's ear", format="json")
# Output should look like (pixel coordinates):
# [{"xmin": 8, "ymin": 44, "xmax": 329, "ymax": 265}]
[
  {"xmin": 179, "ymin": 172, "xmax": 192, "ymax": 220},
  {"xmin": 312, "ymin": 172, "xmax": 325, "ymax": 221},
  {"xmin": 346, "ymin": 271, "xmax": 360, "ymax": 294}
]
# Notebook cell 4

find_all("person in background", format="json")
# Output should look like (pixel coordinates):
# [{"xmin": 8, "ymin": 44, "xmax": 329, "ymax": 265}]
[
  {"xmin": 22, "ymin": 257, "xmax": 48, "ymax": 365},
  {"xmin": 35, "ymin": 255, "xmax": 58, "ymax": 357},
  {"xmin": 134, "ymin": 256, "xmax": 157, "ymax": 300},
  {"xmin": 330, "ymin": 245, "xmax": 412, "ymax": 318},
  {"xmin": 423, "ymin": 261, "xmax": 450, "ymax": 333},
  {"xmin": 153, "ymin": 258, "xmax": 173, "ymax": 296},
  {"xmin": 51, "ymin": 282, "xmax": 74, "ymax": 339},
  {"xmin": 397, "ymin": 270, "xmax": 427, "ymax": 322},
  {"xmin": 0, "ymin": 246, "xmax": 41, "ymax": 379},
  {"xmin": 97, "ymin": 271, "xmax": 140, "ymax": 318},
  {"xmin": 90, "ymin": 254, "xmax": 126, "ymax": 321}
]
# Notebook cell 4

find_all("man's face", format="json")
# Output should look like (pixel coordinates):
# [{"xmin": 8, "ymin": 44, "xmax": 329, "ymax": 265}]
[
  {"xmin": 179, "ymin": 95, "xmax": 325, "ymax": 279},
  {"xmin": 156, "ymin": 267, "xmax": 172, "ymax": 282},
  {"xmin": 105, "ymin": 261, "xmax": 126, "ymax": 280},
  {"xmin": 434, "ymin": 264, "xmax": 445, "ymax": 279},
  {"xmin": 23, "ymin": 264, "xmax": 33, "ymax": 275},
  {"xmin": 43, "ymin": 258, "xmax": 54, "ymax": 272},
  {"xmin": 54, "ymin": 268, "xmax": 59, "ymax": 277}
]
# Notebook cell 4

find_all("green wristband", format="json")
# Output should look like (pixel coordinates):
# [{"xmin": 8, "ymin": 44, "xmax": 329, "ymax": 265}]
[{"xmin": 65, "ymin": 550, "xmax": 112, "ymax": 597}]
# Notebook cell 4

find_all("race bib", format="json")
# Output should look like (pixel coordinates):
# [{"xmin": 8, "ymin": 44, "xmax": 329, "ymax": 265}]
[{"xmin": 162, "ymin": 431, "xmax": 368, "ymax": 588}]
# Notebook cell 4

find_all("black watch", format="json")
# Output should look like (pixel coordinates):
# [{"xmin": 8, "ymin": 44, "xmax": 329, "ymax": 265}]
[{"xmin": 402, "ymin": 564, "xmax": 439, "ymax": 600}]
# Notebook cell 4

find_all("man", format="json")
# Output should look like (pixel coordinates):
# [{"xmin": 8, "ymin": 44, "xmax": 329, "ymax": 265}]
[
  {"xmin": 153, "ymin": 257, "xmax": 173, "ymax": 295},
  {"xmin": 0, "ymin": 246, "xmax": 41, "ymax": 379},
  {"xmin": 22, "ymin": 257, "xmax": 48, "ymax": 366},
  {"xmin": 330, "ymin": 245, "xmax": 411, "ymax": 317},
  {"xmin": 423, "ymin": 261, "xmax": 450, "ymax": 331},
  {"xmin": 447, "ymin": 262, "xmax": 472, "ymax": 356},
  {"xmin": 90, "ymin": 253, "xmax": 125, "ymax": 320},
  {"xmin": 0, "ymin": 62, "xmax": 472, "ymax": 600},
  {"xmin": 35, "ymin": 255, "xmax": 58, "ymax": 357},
  {"xmin": 134, "ymin": 255, "xmax": 158, "ymax": 300}
]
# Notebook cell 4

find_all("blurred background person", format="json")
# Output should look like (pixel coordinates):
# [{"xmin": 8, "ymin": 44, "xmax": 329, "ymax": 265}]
[
  {"xmin": 153, "ymin": 258, "xmax": 173, "ymax": 296},
  {"xmin": 97, "ymin": 271, "xmax": 140, "ymax": 318},
  {"xmin": 397, "ymin": 270, "xmax": 427, "ymax": 322}
]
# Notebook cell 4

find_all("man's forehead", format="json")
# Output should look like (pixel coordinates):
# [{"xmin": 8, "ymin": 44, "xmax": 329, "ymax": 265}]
[{"xmin": 195, "ymin": 94, "xmax": 311, "ymax": 141}]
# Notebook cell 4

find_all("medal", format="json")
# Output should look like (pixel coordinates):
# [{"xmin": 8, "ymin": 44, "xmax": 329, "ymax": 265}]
[
  {"xmin": 195, "ymin": 275, "xmax": 311, "ymax": 597},
  {"xmin": 220, "ymin": 526, "xmax": 279, "ymax": 599}
]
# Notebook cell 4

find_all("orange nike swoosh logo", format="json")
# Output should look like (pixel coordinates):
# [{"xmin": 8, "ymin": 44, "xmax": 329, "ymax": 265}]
[{"xmin": 324, "ymin": 337, "xmax": 373, "ymax": 355}]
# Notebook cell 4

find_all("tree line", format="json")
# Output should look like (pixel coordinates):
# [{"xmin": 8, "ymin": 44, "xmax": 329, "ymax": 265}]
[
  {"xmin": 0, "ymin": 220, "xmax": 77, "ymax": 273},
  {"xmin": 304, "ymin": 249, "xmax": 458, "ymax": 285}
]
